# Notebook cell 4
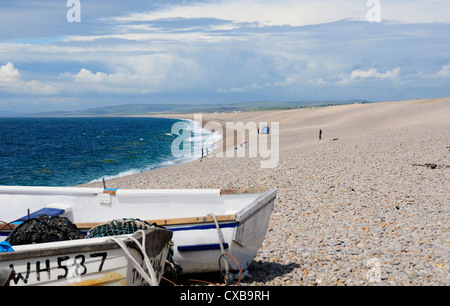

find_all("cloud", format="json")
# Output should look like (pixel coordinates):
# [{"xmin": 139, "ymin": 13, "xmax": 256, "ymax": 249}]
[
  {"xmin": 0, "ymin": 62, "xmax": 56, "ymax": 95},
  {"xmin": 113, "ymin": 0, "xmax": 368, "ymax": 27},
  {"xmin": 382, "ymin": 0, "xmax": 450, "ymax": 24},
  {"xmin": 74, "ymin": 68, "xmax": 107, "ymax": 83},
  {"xmin": 339, "ymin": 67, "xmax": 401, "ymax": 85},
  {"xmin": 57, "ymin": 51, "xmax": 203, "ymax": 95},
  {"xmin": 0, "ymin": 62, "xmax": 20, "ymax": 83},
  {"xmin": 1, "ymin": 2, "xmax": 450, "ymax": 112},
  {"xmin": 437, "ymin": 64, "xmax": 450, "ymax": 78},
  {"xmin": 351, "ymin": 67, "xmax": 401, "ymax": 80},
  {"xmin": 111, "ymin": 0, "xmax": 450, "ymax": 27},
  {"xmin": 62, "ymin": 68, "xmax": 145, "ymax": 94}
]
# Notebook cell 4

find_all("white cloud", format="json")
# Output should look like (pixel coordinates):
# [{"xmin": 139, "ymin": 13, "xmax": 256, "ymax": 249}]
[
  {"xmin": 0, "ymin": 62, "xmax": 21, "ymax": 84},
  {"xmin": 113, "ymin": 0, "xmax": 368, "ymax": 27},
  {"xmin": 339, "ymin": 67, "xmax": 401, "ymax": 85},
  {"xmin": 382, "ymin": 0, "xmax": 450, "ymax": 24},
  {"xmin": 59, "ymin": 51, "xmax": 203, "ymax": 95},
  {"xmin": 75, "ymin": 68, "xmax": 105, "ymax": 82},
  {"xmin": 351, "ymin": 67, "xmax": 400, "ymax": 80},
  {"xmin": 0, "ymin": 62, "xmax": 56, "ymax": 95},
  {"xmin": 67, "ymin": 68, "xmax": 147, "ymax": 94},
  {"xmin": 437, "ymin": 64, "xmax": 450, "ymax": 77},
  {"xmin": 1, "ymin": 1, "xmax": 450, "ymax": 111},
  {"xmin": 112, "ymin": 0, "xmax": 450, "ymax": 27}
]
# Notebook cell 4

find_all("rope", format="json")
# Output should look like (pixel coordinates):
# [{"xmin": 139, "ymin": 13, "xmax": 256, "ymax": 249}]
[
  {"xmin": 0, "ymin": 219, "xmax": 29, "ymax": 231},
  {"xmin": 185, "ymin": 254, "xmax": 242, "ymax": 286},
  {"xmin": 207, "ymin": 213, "xmax": 233, "ymax": 284},
  {"xmin": 162, "ymin": 252, "xmax": 243, "ymax": 286},
  {"xmin": 0, "ymin": 220, "xmax": 15, "ymax": 231},
  {"xmin": 219, "ymin": 253, "xmax": 242, "ymax": 286},
  {"xmin": 108, "ymin": 230, "xmax": 158, "ymax": 286}
]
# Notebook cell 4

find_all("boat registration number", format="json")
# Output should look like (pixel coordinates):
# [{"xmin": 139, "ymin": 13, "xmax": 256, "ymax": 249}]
[{"xmin": 8, "ymin": 252, "xmax": 108, "ymax": 285}]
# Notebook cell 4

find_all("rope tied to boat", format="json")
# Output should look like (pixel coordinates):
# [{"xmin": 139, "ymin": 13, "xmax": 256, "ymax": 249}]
[
  {"xmin": 85, "ymin": 218, "xmax": 171, "ymax": 286},
  {"xmin": 108, "ymin": 230, "xmax": 158, "ymax": 286},
  {"xmin": 207, "ymin": 213, "xmax": 234, "ymax": 284}
]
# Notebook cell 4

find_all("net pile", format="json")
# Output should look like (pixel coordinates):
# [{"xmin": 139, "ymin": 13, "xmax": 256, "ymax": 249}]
[
  {"xmin": 85, "ymin": 218, "xmax": 156, "ymax": 238},
  {"xmin": 86, "ymin": 218, "xmax": 184, "ymax": 281},
  {"xmin": 6, "ymin": 215, "xmax": 84, "ymax": 246}
]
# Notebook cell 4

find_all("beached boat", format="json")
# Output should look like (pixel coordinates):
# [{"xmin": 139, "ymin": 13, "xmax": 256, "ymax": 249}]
[
  {"xmin": 0, "ymin": 186, "xmax": 276, "ymax": 276},
  {"xmin": 0, "ymin": 227, "xmax": 173, "ymax": 286}
]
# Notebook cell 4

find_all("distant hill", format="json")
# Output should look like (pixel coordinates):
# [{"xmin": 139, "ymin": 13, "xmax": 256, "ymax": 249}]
[
  {"xmin": 0, "ymin": 111, "xmax": 29, "ymax": 117},
  {"xmin": 25, "ymin": 100, "xmax": 367, "ymax": 117}
]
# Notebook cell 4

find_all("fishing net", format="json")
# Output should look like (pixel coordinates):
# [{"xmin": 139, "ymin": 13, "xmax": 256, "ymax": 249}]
[
  {"xmin": 85, "ymin": 218, "xmax": 157, "ymax": 239},
  {"xmin": 85, "ymin": 218, "xmax": 183, "ymax": 278},
  {"xmin": 6, "ymin": 215, "xmax": 84, "ymax": 246}
]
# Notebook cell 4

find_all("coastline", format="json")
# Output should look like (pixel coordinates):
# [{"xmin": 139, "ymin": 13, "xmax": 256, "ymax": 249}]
[
  {"xmin": 79, "ymin": 98, "xmax": 450, "ymax": 286},
  {"xmin": 81, "ymin": 97, "xmax": 450, "ymax": 189},
  {"xmin": 82, "ymin": 116, "xmax": 222, "ymax": 185}
]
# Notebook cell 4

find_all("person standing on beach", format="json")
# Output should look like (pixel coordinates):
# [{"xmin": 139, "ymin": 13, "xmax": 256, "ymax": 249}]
[{"xmin": 319, "ymin": 129, "xmax": 322, "ymax": 140}]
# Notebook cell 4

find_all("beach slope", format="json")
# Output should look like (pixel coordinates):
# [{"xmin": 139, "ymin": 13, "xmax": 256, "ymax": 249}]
[{"xmin": 83, "ymin": 98, "xmax": 450, "ymax": 286}]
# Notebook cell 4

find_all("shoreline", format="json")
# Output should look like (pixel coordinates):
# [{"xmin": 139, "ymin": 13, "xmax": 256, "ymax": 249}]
[
  {"xmin": 82, "ymin": 97, "xmax": 450, "ymax": 189},
  {"xmin": 79, "ymin": 98, "xmax": 449, "ymax": 286},
  {"xmin": 80, "ymin": 116, "xmax": 222, "ymax": 186}
]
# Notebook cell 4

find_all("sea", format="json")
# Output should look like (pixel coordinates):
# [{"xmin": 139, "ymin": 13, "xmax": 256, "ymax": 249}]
[{"xmin": 0, "ymin": 117, "xmax": 221, "ymax": 187}]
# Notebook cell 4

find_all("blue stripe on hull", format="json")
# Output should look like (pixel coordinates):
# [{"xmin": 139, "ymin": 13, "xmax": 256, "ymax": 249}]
[
  {"xmin": 169, "ymin": 222, "xmax": 238, "ymax": 232},
  {"xmin": 178, "ymin": 243, "xmax": 229, "ymax": 252},
  {"xmin": 2, "ymin": 222, "xmax": 239, "ymax": 240}
]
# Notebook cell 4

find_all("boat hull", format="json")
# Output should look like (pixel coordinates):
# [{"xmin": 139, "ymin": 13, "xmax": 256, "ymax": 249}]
[
  {"xmin": 0, "ymin": 228, "xmax": 172, "ymax": 286},
  {"xmin": 167, "ymin": 192, "xmax": 275, "ymax": 273},
  {"xmin": 0, "ymin": 186, "xmax": 276, "ymax": 275}
]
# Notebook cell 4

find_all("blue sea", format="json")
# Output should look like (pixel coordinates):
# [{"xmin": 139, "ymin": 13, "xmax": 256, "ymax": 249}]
[{"xmin": 0, "ymin": 117, "xmax": 220, "ymax": 187}]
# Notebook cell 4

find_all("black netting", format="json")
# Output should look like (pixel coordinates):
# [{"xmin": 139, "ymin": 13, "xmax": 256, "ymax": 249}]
[
  {"xmin": 85, "ymin": 218, "xmax": 155, "ymax": 238},
  {"xmin": 6, "ymin": 215, "xmax": 84, "ymax": 246}
]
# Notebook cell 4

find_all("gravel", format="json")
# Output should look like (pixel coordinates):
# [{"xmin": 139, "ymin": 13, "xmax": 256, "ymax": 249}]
[{"xmin": 82, "ymin": 101, "xmax": 449, "ymax": 286}]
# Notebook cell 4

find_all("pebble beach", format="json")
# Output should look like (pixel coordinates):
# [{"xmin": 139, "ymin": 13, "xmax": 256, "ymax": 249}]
[{"xmin": 82, "ymin": 98, "xmax": 449, "ymax": 286}]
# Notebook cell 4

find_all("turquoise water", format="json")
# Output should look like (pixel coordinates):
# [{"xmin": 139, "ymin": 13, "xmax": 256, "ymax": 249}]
[{"xmin": 0, "ymin": 117, "xmax": 218, "ymax": 187}]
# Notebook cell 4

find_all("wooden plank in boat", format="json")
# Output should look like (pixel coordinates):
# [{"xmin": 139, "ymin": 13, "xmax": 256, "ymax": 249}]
[
  {"xmin": 75, "ymin": 214, "xmax": 236, "ymax": 229},
  {"xmin": 220, "ymin": 188, "xmax": 267, "ymax": 195}
]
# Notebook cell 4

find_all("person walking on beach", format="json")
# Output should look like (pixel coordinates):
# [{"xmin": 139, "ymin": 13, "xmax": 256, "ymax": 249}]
[{"xmin": 319, "ymin": 129, "xmax": 322, "ymax": 140}]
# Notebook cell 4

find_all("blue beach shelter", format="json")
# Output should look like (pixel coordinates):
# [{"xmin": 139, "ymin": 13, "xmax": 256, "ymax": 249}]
[{"xmin": 261, "ymin": 126, "xmax": 270, "ymax": 134}]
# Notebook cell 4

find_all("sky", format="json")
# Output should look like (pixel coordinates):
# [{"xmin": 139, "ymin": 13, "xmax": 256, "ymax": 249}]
[{"xmin": 0, "ymin": 0, "xmax": 450, "ymax": 113}]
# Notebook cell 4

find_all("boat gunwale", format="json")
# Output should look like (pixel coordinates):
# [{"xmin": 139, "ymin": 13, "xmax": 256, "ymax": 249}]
[
  {"xmin": 75, "ymin": 214, "xmax": 237, "ymax": 229},
  {"xmin": 0, "ymin": 186, "xmax": 270, "ymax": 197},
  {"xmin": 0, "ymin": 186, "xmax": 221, "ymax": 197},
  {"xmin": 235, "ymin": 188, "xmax": 277, "ymax": 224},
  {"xmin": 73, "ymin": 188, "xmax": 275, "ymax": 229}
]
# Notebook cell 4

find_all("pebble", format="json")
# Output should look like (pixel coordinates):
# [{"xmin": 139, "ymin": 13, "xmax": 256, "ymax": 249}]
[{"xmin": 82, "ymin": 105, "xmax": 450, "ymax": 286}]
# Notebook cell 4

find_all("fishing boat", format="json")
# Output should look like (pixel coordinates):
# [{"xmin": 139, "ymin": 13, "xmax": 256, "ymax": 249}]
[
  {"xmin": 0, "ymin": 186, "xmax": 276, "ymax": 276},
  {"xmin": 0, "ymin": 226, "xmax": 173, "ymax": 286}
]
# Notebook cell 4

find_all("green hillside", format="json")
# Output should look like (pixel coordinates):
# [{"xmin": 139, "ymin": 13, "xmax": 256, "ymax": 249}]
[{"xmin": 29, "ymin": 100, "xmax": 368, "ymax": 117}]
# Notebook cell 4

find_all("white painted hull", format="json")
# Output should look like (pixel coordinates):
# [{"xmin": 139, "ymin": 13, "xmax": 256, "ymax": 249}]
[
  {"xmin": 0, "ymin": 187, "xmax": 276, "ymax": 275},
  {"xmin": 165, "ymin": 196, "xmax": 275, "ymax": 274},
  {"xmin": 0, "ymin": 228, "xmax": 172, "ymax": 286}
]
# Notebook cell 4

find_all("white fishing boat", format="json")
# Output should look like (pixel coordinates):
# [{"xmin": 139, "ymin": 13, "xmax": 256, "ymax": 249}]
[
  {"xmin": 0, "ymin": 227, "xmax": 173, "ymax": 286},
  {"xmin": 0, "ymin": 186, "xmax": 276, "ymax": 276}
]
